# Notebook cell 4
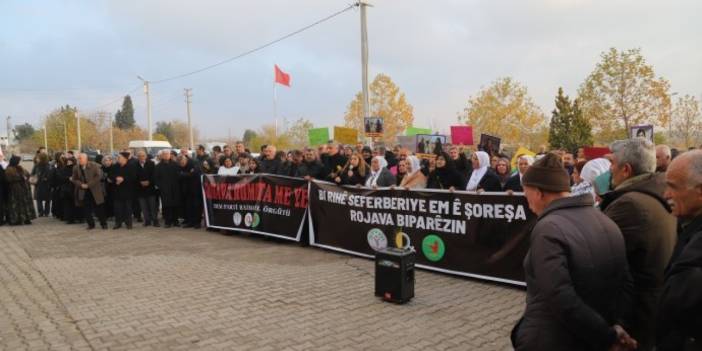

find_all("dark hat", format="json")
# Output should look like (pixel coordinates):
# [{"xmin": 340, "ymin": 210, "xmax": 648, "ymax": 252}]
[
  {"xmin": 119, "ymin": 151, "xmax": 130, "ymax": 159},
  {"xmin": 522, "ymin": 153, "xmax": 570, "ymax": 192}
]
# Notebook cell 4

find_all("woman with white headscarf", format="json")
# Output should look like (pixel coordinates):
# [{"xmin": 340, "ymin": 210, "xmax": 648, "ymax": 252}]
[
  {"xmin": 466, "ymin": 151, "xmax": 502, "ymax": 192},
  {"xmin": 571, "ymin": 158, "xmax": 611, "ymax": 200},
  {"xmin": 398, "ymin": 155, "xmax": 427, "ymax": 189},
  {"xmin": 365, "ymin": 156, "xmax": 395, "ymax": 187},
  {"xmin": 504, "ymin": 154, "xmax": 535, "ymax": 192}
]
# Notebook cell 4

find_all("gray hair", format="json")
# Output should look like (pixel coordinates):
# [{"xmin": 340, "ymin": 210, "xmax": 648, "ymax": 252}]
[
  {"xmin": 683, "ymin": 150, "xmax": 702, "ymax": 188},
  {"xmin": 610, "ymin": 138, "xmax": 656, "ymax": 175}
]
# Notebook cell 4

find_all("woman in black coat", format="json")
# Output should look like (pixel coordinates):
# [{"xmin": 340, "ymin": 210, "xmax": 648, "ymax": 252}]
[
  {"xmin": 178, "ymin": 156, "xmax": 203, "ymax": 229},
  {"xmin": 101, "ymin": 156, "xmax": 117, "ymax": 219},
  {"xmin": 154, "ymin": 151, "xmax": 182, "ymax": 228},
  {"xmin": 112, "ymin": 152, "xmax": 137, "ymax": 229},
  {"xmin": 334, "ymin": 154, "xmax": 368, "ymax": 186},
  {"xmin": 32, "ymin": 153, "xmax": 52, "ymax": 216},
  {"xmin": 426, "ymin": 153, "xmax": 467, "ymax": 190}
]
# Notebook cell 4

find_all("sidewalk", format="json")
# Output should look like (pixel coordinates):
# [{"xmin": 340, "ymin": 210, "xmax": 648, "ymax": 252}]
[{"xmin": 0, "ymin": 218, "xmax": 524, "ymax": 350}]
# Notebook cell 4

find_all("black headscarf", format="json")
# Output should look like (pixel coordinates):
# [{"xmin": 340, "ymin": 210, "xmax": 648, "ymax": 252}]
[
  {"xmin": 9, "ymin": 155, "xmax": 21, "ymax": 167},
  {"xmin": 427, "ymin": 152, "xmax": 466, "ymax": 189}
]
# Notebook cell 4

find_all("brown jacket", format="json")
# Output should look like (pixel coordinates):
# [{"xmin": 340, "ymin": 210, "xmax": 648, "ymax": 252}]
[
  {"xmin": 72, "ymin": 161, "xmax": 105, "ymax": 206},
  {"xmin": 600, "ymin": 172, "xmax": 677, "ymax": 350}
]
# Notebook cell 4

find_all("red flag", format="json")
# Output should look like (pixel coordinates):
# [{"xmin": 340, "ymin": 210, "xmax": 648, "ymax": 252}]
[{"xmin": 274, "ymin": 64, "xmax": 291, "ymax": 87}]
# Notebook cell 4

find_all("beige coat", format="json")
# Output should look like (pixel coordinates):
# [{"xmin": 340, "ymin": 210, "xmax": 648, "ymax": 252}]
[{"xmin": 72, "ymin": 161, "xmax": 105, "ymax": 205}]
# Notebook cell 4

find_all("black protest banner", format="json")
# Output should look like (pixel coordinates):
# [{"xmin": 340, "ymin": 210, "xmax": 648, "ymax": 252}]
[
  {"xmin": 309, "ymin": 181, "xmax": 536, "ymax": 286},
  {"xmin": 202, "ymin": 174, "xmax": 308, "ymax": 241}
]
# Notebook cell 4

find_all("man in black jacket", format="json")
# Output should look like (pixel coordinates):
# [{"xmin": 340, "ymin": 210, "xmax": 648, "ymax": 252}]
[
  {"xmin": 259, "ymin": 145, "xmax": 281, "ymax": 174},
  {"xmin": 112, "ymin": 152, "xmax": 137, "ymax": 229},
  {"xmin": 657, "ymin": 150, "xmax": 702, "ymax": 350},
  {"xmin": 512, "ymin": 153, "xmax": 636, "ymax": 351},
  {"xmin": 154, "ymin": 150, "xmax": 181, "ymax": 228},
  {"xmin": 136, "ymin": 151, "xmax": 159, "ymax": 227},
  {"xmin": 322, "ymin": 143, "xmax": 347, "ymax": 180},
  {"xmin": 296, "ymin": 149, "xmax": 324, "ymax": 180},
  {"xmin": 278, "ymin": 150, "xmax": 303, "ymax": 177}
]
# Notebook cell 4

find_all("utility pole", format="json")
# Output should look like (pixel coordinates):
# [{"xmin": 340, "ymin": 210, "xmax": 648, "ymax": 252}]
[
  {"xmin": 63, "ymin": 120, "xmax": 68, "ymax": 151},
  {"xmin": 138, "ymin": 76, "xmax": 153, "ymax": 140},
  {"xmin": 43, "ymin": 119, "xmax": 48, "ymax": 151},
  {"xmin": 359, "ymin": 1, "xmax": 372, "ymax": 147},
  {"xmin": 5, "ymin": 116, "xmax": 10, "ymax": 148},
  {"xmin": 185, "ymin": 88, "xmax": 193, "ymax": 150},
  {"xmin": 76, "ymin": 109, "xmax": 82, "ymax": 152}
]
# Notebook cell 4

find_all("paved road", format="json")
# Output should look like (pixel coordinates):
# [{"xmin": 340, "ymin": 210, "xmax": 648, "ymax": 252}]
[{"xmin": 0, "ymin": 218, "xmax": 524, "ymax": 350}]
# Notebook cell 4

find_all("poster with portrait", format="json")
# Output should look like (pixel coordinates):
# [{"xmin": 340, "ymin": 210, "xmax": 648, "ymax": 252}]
[
  {"xmin": 630, "ymin": 125, "xmax": 654, "ymax": 143},
  {"xmin": 364, "ymin": 117, "xmax": 384, "ymax": 137},
  {"xmin": 479, "ymin": 134, "xmax": 501, "ymax": 156},
  {"xmin": 415, "ymin": 134, "xmax": 447, "ymax": 156}
]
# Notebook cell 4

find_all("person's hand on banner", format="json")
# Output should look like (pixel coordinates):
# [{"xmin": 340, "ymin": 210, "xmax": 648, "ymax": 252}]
[
  {"xmin": 506, "ymin": 190, "xmax": 514, "ymax": 196},
  {"xmin": 80, "ymin": 183, "xmax": 88, "ymax": 189},
  {"xmin": 334, "ymin": 176, "xmax": 341, "ymax": 183},
  {"xmin": 140, "ymin": 180, "xmax": 149, "ymax": 187},
  {"xmin": 448, "ymin": 186, "xmax": 455, "ymax": 192}
]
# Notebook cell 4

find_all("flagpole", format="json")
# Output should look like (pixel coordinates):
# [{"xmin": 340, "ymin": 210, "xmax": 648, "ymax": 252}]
[{"xmin": 273, "ymin": 83, "xmax": 278, "ymax": 137}]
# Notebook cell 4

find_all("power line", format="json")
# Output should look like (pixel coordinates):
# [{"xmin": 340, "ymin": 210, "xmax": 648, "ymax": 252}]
[{"xmin": 151, "ymin": 3, "xmax": 357, "ymax": 84}]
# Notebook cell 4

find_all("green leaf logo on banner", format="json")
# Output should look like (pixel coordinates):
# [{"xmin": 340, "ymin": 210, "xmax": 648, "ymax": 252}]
[
  {"xmin": 406, "ymin": 126, "xmax": 432, "ymax": 136},
  {"xmin": 422, "ymin": 234, "xmax": 446, "ymax": 262},
  {"xmin": 308, "ymin": 127, "xmax": 330, "ymax": 146}
]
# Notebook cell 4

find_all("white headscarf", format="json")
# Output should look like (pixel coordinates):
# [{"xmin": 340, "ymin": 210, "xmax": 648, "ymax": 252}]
[
  {"xmin": 466, "ymin": 151, "xmax": 490, "ymax": 191},
  {"xmin": 580, "ymin": 158, "xmax": 611, "ymax": 185},
  {"xmin": 366, "ymin": 156, "xmax": 388, "ymax": 187},
  {"xmin": 407, "ymin": 155, "xmax": 421, "ymax": 175}
]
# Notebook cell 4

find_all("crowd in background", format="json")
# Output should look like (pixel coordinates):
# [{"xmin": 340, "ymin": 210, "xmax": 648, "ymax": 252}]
[{"xmin": 0, "ymin": 137, "xmax": 700, "ymax": 350}]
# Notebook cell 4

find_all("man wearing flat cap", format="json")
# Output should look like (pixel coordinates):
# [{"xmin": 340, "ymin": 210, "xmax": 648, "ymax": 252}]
[{"xmin": 511, "ymin": 153, "xmax": 637, "ymax": 351}]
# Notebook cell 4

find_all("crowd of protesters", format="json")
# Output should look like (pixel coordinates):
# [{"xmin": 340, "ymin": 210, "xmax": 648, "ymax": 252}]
[{"xmin": 0, "ymin": 137, "xmax": 700, "ymax": 350}]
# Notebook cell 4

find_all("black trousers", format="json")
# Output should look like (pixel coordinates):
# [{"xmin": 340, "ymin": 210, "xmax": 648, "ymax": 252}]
[
  {"xmin": 162, "ymin": 206, "xmax": 178, "ymax": 225},
  {"xmin": 83, "ymin": 192, "xmax": 106, "ymax": 227},
  {"xmin": 138, "ymin": 196, "xmax": 158, "ymax": 225},
  {"xmin": 36, "ymin": 200, "xmax": 50, "ymax": 216},
  {"xmin": 114, "ymin": 199, "xmax": 133, "ymax": 227},
  {"xmin": 183, "ymin": 198, "xmax": 203, "ymax": 226}
]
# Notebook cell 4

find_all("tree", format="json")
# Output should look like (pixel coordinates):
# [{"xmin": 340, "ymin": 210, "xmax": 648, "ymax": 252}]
[
  {"xmin": 578, "ymin": 48, "xmax": 671, "ymax": 143},
  {"xmin": 154, "ymin": 120, "xmax": 199, "ymax": 147},
  {"xmin": 249, "ymin": 124, "xmax": 292, "ymax": 152},
  {"xmin": 31, "ymin": 105, "xmax": 97, "ymax": 152},
  {"xmin": 242, "ymin": 129, "xmax": 258, "ymax": 147},
  {"xmin": 13, "ymin": 123, "xmax": 35, "ymax": 141},
  {"xmin": 459, "ymin": 77, "xmax": 546, "ymax": 149},
  {"xmin": 155, "ymin": 121, "xmax": 174, "ymax": 143},
  {"xmin": 672, "ymin": 94, "xmax": 701, "ymax": 148},
  {"xmin": 548, "ymin": 88, "xmax": 593, "ymax": 151},
  {"xmin": 114, "ymin": 95, "xmax": 135, "ymax": 130},
  {"xmin": 285, "ymin": 118, "xmax": 314, "ymax": 149},
  {"xmin": 344, "ymin": 73, "xmax": 414, "ymax": 144}
]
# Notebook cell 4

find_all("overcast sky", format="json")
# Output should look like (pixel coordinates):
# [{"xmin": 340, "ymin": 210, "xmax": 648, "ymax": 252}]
[{"xmin": 1, "ymin": 0, "xmax": 700, "ymax": 140}]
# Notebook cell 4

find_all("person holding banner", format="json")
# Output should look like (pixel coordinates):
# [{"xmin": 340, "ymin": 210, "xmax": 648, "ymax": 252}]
[
  {"xmin": 399, "ymin": 155, "xmax": 426, "ymax": 189},
  {"xmin": 504, "ymin": 155, "xmax": 534, "ymax": 193},
  {"xmin": 466, "ymin": 151, "xmax": 501, "ymax": 192},
  {"xmin": 334, "ymin": 154, "xmax": 367, "ymax": 186},
  {"xmin": 512, "ymin": 153, "xmax": 636, "ymax": 351},
  {"xmin": 217, "ymin": 157, "xmax": 239, "ymax": 176},
  {"xmin": 321, "ymin": 143, "xmax": 347, "ymax": 180},
  {"xmin": 178, "ymin": 156, "xmax": 203, "ymax": 229},
  {"xmin": 296, "ymin": 149, "xmax": 324, "ymax": 180},
  {"xmin": 426, "ymin": 153, "xmax": 466, "ymax": 190},
  {"xmin": 365, "ymin": 156, "xmax": 395, "ymax": 188}
]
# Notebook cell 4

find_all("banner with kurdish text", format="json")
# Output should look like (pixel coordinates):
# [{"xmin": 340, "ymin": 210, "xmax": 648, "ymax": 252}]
[
  {"xmin": 309, "ymin": 181, "xmax": 536, "ymax": 286},
  {"xmin": 202, "ymin": 174, "xmax": 308, "ymax": 241}
]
